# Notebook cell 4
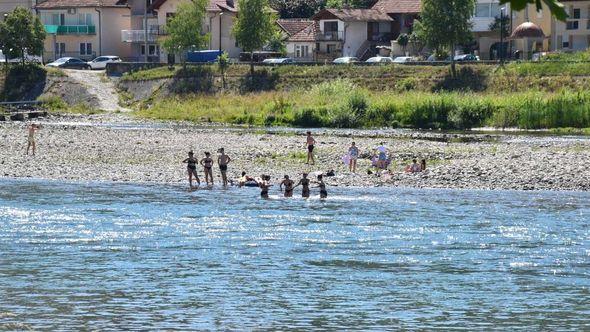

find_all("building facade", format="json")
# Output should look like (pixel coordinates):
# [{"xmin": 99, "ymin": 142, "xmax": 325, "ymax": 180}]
[
  {"xmin": 552, "ymin": 0, "xmax": 590, "ymax": 51},
  {"xmin": 36, "ymin": 0, "xmax": 132, "ymax": 61},
  {"xmin": 120, "ymin": 0, "xmax": 161, "ymax": 62}
]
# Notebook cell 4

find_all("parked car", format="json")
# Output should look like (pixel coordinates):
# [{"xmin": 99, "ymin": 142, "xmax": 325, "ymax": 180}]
[
  {"xmin": 46, "ymin": 57, "xmax": 91, "ymax": 69},
  {"xmin": 453, "ymin": 54, "xmax": 480, "ymax": 62},
  {"xmin": 333, "ymin": 56, "xmax": 359, "ymax": 64},
  {"xmin": 262, "ymin": 58, "xmax": 295, "ymax": 64},
  {"xmin": 366, "ymin": 56, "xmax": 393, "ymax": 63},
  {"xmin": 392, "ymin": 56, "xmax": 414, "ymax": 63},
  {"xmin": 88, "ymin": 55, "xmax": 121, "ymax": 69}
]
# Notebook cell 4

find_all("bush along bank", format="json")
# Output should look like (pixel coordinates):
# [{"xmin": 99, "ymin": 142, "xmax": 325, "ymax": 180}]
[{"xmin": 135, "ymin": 80, "xmax": 590, "ymax": 130}]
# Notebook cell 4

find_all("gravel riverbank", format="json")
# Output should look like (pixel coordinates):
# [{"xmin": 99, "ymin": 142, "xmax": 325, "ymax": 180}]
[{"xmin": 1, "ymin": 114, "xmax": 589, "ymax": 191}]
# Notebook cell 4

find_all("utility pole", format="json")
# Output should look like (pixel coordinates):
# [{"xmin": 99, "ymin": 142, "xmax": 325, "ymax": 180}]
[{"xmin": 144, "ymin": 0, "xmax": 148, "ymax": 62}]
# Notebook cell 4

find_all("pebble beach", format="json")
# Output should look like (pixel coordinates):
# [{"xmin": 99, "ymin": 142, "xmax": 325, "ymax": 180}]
[{"xmin": 1, "ymin": 114, "xmax": 589, "ymax": 191}]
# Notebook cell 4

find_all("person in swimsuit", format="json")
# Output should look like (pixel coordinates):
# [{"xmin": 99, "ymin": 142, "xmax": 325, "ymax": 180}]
[
  {"xmin": 376, "ymin": 143, "xmax": 388, "ymax": 169},
  {"xmin": 256, "ymin": 175, "xmax": 271, "ymax": 199},
  {"xmin": 294, "ymin": 173, "xmax": 311, "ymax": 198},
  {"xmin": 200, "ymin": 152, "xmax": 214, "ymax": 186},
  {"xmin": 280, "ymin": 175, "xmax": 295, "ymax": 198},
  {"xmin": 348, "ymin": 142, "xmax": 359, "ymax": 173},
  {"xmin": 182, "ymin": 151, "xmax": 200, "ymax": 189},
  {"xmin": 306, "ymin": 131, "xmax": 316, "ymax": 165},
  {"xmin": 26, "ymin": 123, "xmax": 40, "ymax": 156},
  {"xmin": 317, "ymin": 174, "xmax": 328, "ymax": 199},
  {"xmin": 217, "ymin": 148, "xmax": 231, "ymax": 187}
]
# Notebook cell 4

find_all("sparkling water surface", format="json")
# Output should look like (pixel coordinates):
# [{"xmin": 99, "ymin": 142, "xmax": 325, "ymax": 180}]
[{"xmin": 1, "ymin": 179, "xmax": 589, "ymax": 330}]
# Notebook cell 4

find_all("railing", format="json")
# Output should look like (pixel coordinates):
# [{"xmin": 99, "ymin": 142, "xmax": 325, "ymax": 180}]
[
  {"xmin": 317, "ymin": 31, "xmax": 344, "ymax": 41},
  {"xmin": 121, "ymin": 27, "xmax": 161, "ymax": 43},
  {"xmin": 44, "ymin": 25, "xmax": 96, "ymax": 35}
]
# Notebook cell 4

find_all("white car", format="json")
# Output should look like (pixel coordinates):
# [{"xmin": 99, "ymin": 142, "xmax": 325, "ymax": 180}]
[
  {"xmin": 392, "ymin": 56, "xmax": 414, "ymax": 63},
  {"xmin": 262, "ymin": 58, "xmax": 294, "ymax": 64},
  {"xmin": 87, "ymin": 55, "xmax": 122, "ymax": 70},
  {"xmin": 365, "ymin": 56, "xmax": 393, "ymax": 63},
  {"xmin": 333, "ymin": 56, "xmax": 358, "ymax": 64}
]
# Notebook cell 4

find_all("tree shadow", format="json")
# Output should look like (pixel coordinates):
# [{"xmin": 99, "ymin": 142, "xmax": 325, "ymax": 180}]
[
  {"xmin": 1, "ymin": 64, "xmax": 47, "ymax": 101},
  {"xmin": 432, "ymin": 66, "xmax": 488, "ymax": 92},
  {"xmin": 239, "ymin": 69, "xmax": 279, "ymax": 93},
  {"xmin": 169, "ymin": 65, "xmax": 214, "ymax": 94}
]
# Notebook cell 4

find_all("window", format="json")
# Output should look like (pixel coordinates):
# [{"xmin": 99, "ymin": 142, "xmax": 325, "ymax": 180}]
[
  {"xmin": 141, "ymin": 44, "xmax": 160, "ymax": 56},
  {"xmin": 80, "ymin": 43, "xmax": 92, "ymax": 55},
  {"xmin": 573, "ymin": 8, "xmax": 581, "ymax": 19},
  {"xmin": 55, "ymin": 42, "xmax": 65, "ymax": 56},
  {"xmin": 475, "ymin": 3, "xmax": 490, "ymax": 17},
  {"xmin": 327, "ymin": 44, "xmax": 337, "ymax": 54},
  {"xmin": 563, "ymin": 41, "xmax": 570, "ymax": 48},
  {"xmin": 566, "ymin": 21, "xmax": 579, "ymax": 30},
  {"xmin": 324, "ymin": 21, "xmax": 338, "ymax": 32},
  {"xmin": 490, "ymin": 3, "xmax": 500, "ymax": 16},
  {"xmin": 295, "ymin": 45, "xmax": 309, "ymax": 58}
]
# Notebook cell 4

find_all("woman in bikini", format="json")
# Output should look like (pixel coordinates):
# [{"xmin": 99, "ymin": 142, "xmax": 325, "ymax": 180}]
[
  {"xmin": 200, "ymin": 152, "xmax": 214, "ymax": 186},
  {"xmin": 317, "ymin": 174, "xmax": 328, "ymax": 199},
  {"xmin": 294, "ymin": 173, "xmax": 311, "ymax": 198},
  {"xmin": 182, "ymin": 151, "xmax": 200, "ymax": 188},
  {"xmin": 280, "ymin": 175, "xmax": 295, "ymax": 198},
  {"xmin": 257, "ymin": 175, "xmax": 271, "ymax": 199}
]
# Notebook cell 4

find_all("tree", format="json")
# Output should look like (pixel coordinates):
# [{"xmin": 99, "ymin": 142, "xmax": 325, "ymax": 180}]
[
  {"xmin": 503, "ymin": 0, "xmax": 566, "ymax": 21},
  {"xmin": 160, "ymin": 0, "xmax": 208, "ymax": 68},
  {"xmin": 0, "ymin": 7, "xmax": 45, "ymax": 66},
  {"xmin": 420, "ymin": 0, "xmax": 475, "ymax": 77},
  {"xmin": 232, "ymin": 0, "xmax": 278, "ymax": 74},
  {"xmin": 267, "ymin": 30, "xmax": 286, "ymax": 55},
  {"xmin": 397, "ymin": 33, "xmax": 409, "ymax": 55},
  {"xmin": 325, "ymin": 0, "xmax": 377, "ymax": 9},
  {"xmin": 489, "ymin": 15, "xmax": 510, "ymax": 38},
  {"xmin": 269, "ymin": 0, "xmax": 323, "ymax": 18},
  {"xmin": 408, "ymin": 20, "xmax": 426, "ymax": 55},
  {"xmin": 217, "ymin": 51, "xmax": 229, "ymax": 89}
]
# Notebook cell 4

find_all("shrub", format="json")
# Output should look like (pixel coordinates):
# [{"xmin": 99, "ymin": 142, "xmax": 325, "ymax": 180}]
[{"xmin": 292, "ymin": 107, "xmax": 327, "ymax": 127}]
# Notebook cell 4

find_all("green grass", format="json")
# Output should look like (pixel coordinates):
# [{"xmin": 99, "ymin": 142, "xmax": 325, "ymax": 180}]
[{"xmin": 38, "ymin": 95, "xmax": 102, "ymax": 115}]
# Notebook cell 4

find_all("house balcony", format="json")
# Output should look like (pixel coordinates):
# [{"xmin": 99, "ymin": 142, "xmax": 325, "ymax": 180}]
[
  {"xmin": 44, "ymin": 25, "xmax": 96, "ymax": 35},
  {"xmin": 318, "ymin": 31, "xmax": 344, "ymax": 41},
  {"xmin": 121, "ymin": 27, "xmax": 162, "ymax": 43}
]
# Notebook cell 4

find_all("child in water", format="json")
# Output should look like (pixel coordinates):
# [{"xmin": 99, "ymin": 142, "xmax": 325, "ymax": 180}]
[
  {"xmin": 200, "ymin": 152, "xmax": 214, "ymax": 186},
  {"xmin": 317, "ymin": 174, "xmax": 327, "ymax": 199},
  {"xmin": 294, "ymin": 173, "xmax": 311, "ymax": 198},
  {"xmin": 182, "ymin": 151, "xmax": 200, "ymax": 188},
  {"xmin": 280, "ymin": 175, "xmax": 295, "ymax": 198}
]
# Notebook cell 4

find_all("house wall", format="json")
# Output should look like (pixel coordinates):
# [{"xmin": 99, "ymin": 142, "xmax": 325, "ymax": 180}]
[
  {"xmin": 101, "ymin": 8, "xmax": 132, "ymax": 58},
  {"xmin": 286, "ymin": 41, "xmax": 315, "ymax": 61},
  {"xmin": 552, "ymin": 1, "xmax": 590, "ymax": 51},
  {"xmin": 343, "ymin": 21, "xmax": 367, "ymax": 57}
]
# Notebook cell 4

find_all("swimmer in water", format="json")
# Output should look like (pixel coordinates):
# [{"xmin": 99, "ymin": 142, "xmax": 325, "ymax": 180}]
[
  {"xmin": 294, "ymin": 173, "xmax": 311, "ymax": 198},
  {"xmin": 317, "ymin": 174, "xmax": 327, "ymax": 199},
  {"xmin": 256, "ymin": 175, "xmax": 271, "ymax": 199},
  {"xmin": 182, "ymin": 151, "xmax": 200, "ymax": 188},
  {"xmin": 279, "ymin": 175, "xmax": 295, "ymax": 198}
]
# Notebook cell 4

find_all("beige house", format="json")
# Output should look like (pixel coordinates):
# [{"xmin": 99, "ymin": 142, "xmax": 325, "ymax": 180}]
[
  {"xmin": 551, "ymin": 0, "xmax": 590, "ymax": 51},
  {"xmin": 277, "ymin": 19, "xmax": 318, "ymax": 61},
  {"xmin": 36, "ymin": 0, "xmax": 132, "ymax": 61},
  {"xmin": 120, "ymin": 0, "xmax": 161, "ymax": 62},
  {"xmin": 1, "ymin": 0, "xmax": 35, "ymax": 19},
  {"xmin": 150, "ymin": 0, "xmax": 241, "ymax": 63}
]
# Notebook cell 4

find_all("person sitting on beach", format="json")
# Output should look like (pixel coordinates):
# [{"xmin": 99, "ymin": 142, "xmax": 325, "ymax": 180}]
[
  {"xmin": 317, "ymin": 174, "xmax": 328, "ymax": 199},
  {"xmin": 405, "ymin": 159, "xmax": 422, "ymax": 173},
  {"xmin": 256, "ymin": 175, "xmax": 271, "ymax": 199},
  {"xmin": 348, "ymin": 142, "xmax": 359, "ymax": 173},
  {"xmin": 421, "ymin": 159, "xmax": 427, "ymax": 171},
  {"xmin": 306, "ymin": 131, "xmax": 316, "ymax": 165},
  {"xmin": 217, "ymin": 148, "xmax": 231, "ymax": 187},
  {"xmin": 182, "ymin": 151, "xmax": 201, "ymax": 189},
  {"xmin": 294, "ymin": 173, "xmax": 311, "ymax": 198},
  {"xmin": 200, "ymin": 152, "xmax": 214, "ymax": 186},
  {"xmin": 280, "ymin": 175, "xmax": 295, "ymax": 198},
  {"xmin": 26, "ymin": 123, "xmax": 41, "ymax": 156}
]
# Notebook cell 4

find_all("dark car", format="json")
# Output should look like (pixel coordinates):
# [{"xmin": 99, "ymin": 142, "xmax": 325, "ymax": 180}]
[{"xmin": 46, "ymin": 57, "xmax": 91, "ymax": 70}]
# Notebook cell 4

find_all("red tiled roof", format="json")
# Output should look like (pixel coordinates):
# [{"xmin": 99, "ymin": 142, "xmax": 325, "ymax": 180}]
[
  {"xmin": 36, "ymin": 0, "xmax": 128, "ymax": 9},
  {"xmin": 371, "ymin": 0, "xmax": 421, "ymax": 14},
  {"xmin": 151, "ymin": 0, "xmax": 237, "ymax": 12},
  {"xmin": 277, "ymin": 19, "xmax": 314, "ymax": 36},
  {"xmin": 288, "ymin": 21, "xmax": 318, "ymax": 42},
  {"xmin": 313, "ymin": 8, "xmax": 393, "ymax": 22}
]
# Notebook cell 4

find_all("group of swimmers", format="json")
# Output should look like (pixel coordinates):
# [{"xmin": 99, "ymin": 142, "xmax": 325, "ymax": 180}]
[{"xmin": 238, "ymin": 172, "xmax": 328, "ymax": 199}]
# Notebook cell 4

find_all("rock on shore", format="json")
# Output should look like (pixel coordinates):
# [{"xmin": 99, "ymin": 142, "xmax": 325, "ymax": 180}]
[{"xmin": 1, "ymin": 114, "xmax": 589, "ymax": 191}]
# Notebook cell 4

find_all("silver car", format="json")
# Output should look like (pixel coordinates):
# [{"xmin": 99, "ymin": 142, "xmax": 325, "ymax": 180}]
[{"xmin": 88, "ymin": 55, "xmax": 122, "ymax": 70}]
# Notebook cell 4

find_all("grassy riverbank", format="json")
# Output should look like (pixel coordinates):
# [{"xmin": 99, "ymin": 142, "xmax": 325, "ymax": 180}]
[{"xmin": 136, "ymin": 80, "xmax": 590, "ymax": 130}]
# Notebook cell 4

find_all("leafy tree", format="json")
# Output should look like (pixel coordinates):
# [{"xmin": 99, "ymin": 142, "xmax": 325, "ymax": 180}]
[
  {"xmin": 269, "ymin": 0, "xmax": 323, "ymax": 18},
  {"xmin": 503, "ymin": 0, "xmax": 566, "ymax": 21},
  {"xmin": 420, "ymin": 0, "xmax": 475, "ymax": 77},
  {"xmin": 326, "ymin": 0, "xmax": 377, "ymax": 9},
  {"xmin": 489, "ymin": 15, "xmax": 511, "ymax": 38},
  {"xmin": 408, "ymin": 20, "xmax": 425, "ymax": 55},
  {"xmin": 397, "ymin": 33, "xmax": 409, "ymax": 55},
  {"xmin": 217, "ymin": 51, "xmax": 229, "ymax": 89},
  {"xmin": 267, "ymin": 30, "xmax": 286, "ymax": 55},
  {"xmin": 160, "ymin": 0, "xmax": 208, "ymax": 68},
  {"xmin": 0, "ymin": 7, "xmax": 45, "ymax": 66},
  {"xmin": 232, "ymin": 0, "xmax": 278, "ymax": 74}
]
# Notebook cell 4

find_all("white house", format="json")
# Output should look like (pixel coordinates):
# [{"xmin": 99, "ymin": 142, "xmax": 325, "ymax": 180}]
[
  {"xmin": 277, "ymin": 19, "xmax": 318, "ymax": 61},
  {"xmin": 471, "ymin": 0, "xmax": 511, "ymax": 59}
]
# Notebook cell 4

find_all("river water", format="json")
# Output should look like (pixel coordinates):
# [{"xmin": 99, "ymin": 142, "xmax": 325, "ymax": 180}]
[{"xmin": 0, "ymin": 179, "xmax": 588, "ymax": 330}]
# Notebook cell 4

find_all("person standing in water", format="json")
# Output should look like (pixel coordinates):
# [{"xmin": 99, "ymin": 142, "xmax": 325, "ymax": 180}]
[
  {"xmin": 317, "ymin": 174, "xmax": 327, "ymax": 199},
  {"xmin": 306, "ymin": 131, "xmax": 316, "ymax": 165},
  {"xmin": 200, "ymin": 152, "xmax": 214, "ymax": 186},
  {"xmin": 294, "ymin": 173, "xmax": 311, "ymax": 198},
  {"xmin": 256, "ymin": 175, "xmax": 271, "ymax": 199},
  {"xmin": 26, "ymin": 123, "xmax": 40, "ymax": 156},
  {"xmin": 182, "ymin": 151, "xmax": 200, "ymax": 189},
  {"xmin": 279, "ymin": 175, "xmax": 295, "ymax": 198},
  {"xmin": 217, "ymin": 148, "xmax": 231, "ymax": 187},
  {"xmin": 348, "ymin": 142, "xmax": 359, "ymax": 173}
]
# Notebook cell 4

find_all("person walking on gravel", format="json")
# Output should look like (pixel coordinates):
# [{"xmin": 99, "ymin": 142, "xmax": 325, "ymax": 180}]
[
  {"xmin": 217, "ymin": 148, "xmax": 231, "ymax": 187},
  {"xmin": 348, "ymin": 142, "xmax": 359, "ymax": 173},
  {"xmin": 26, "ymin": 123, "xmax": 40, "ymax": 156},
  {"xmin": 306, "ymin": 131, "xmax": 316, "ymax": 165}
]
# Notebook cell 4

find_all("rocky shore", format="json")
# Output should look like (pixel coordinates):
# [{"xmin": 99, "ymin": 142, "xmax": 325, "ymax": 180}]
[{"xmin": 1, "ymin": 114, "xmax": 589, "ymax": 191}]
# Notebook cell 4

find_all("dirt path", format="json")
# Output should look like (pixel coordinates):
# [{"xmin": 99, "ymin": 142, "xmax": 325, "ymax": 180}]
[{"xmin": 63, "ymin": 69, "xmax": 130, "ymax": 112}]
